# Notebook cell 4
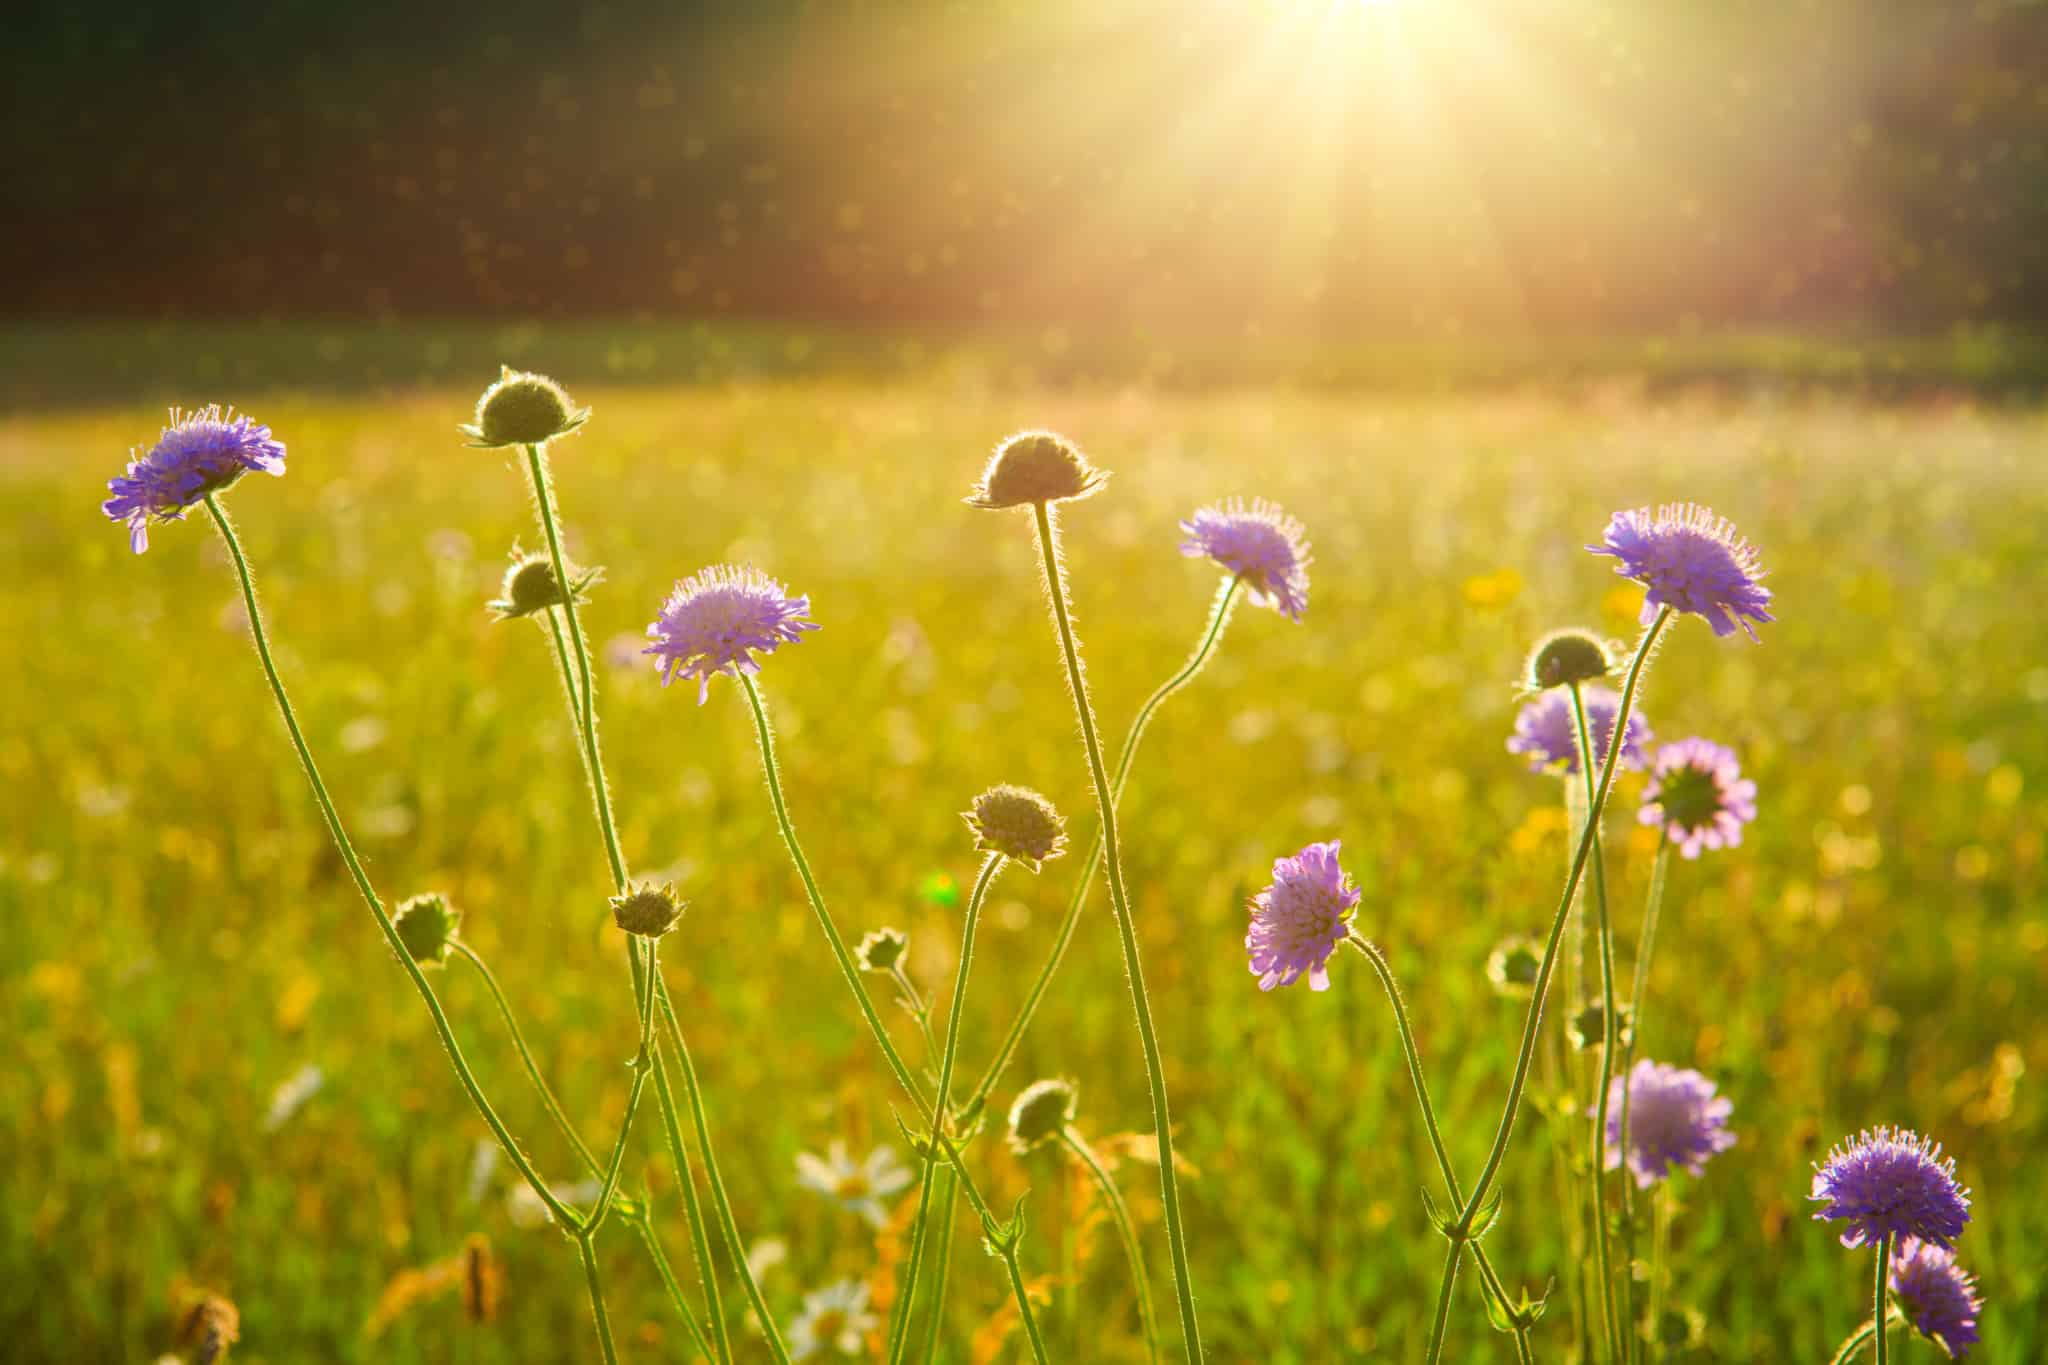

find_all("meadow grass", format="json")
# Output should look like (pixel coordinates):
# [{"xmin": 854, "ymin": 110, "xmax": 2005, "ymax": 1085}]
[{"xmin": 2, "ymin": 358, "xmax": 2044, "ymax": 1361}]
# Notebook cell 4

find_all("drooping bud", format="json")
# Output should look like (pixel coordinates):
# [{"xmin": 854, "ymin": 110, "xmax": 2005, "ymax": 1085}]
[
  {"xmin": 964, "ymin": 430, "xmax": 1108, "ymax": 509},
  {"xmin": 1006, "ymin": 1077, "xmax": 1078, "ymax": 1153},
  {"xmin": 393, "ymin": 893, "xmax": 461, "ymax": 967},
  {"xmin": 855, "ymin": 926, "xmax": 909, "ymax": 974},
  {"xmin": 461, "ymin": 366, "xmax": 588, "ymax": 448},
  {"xmin": 610, "ymin": 881, "xmax": 683, "ymax": 938},
  {"xmin": 1524, "ymin": 628, "xmax": 1615, "ymax": 691},
  {"xmin": 1484, "ymin": 935, "xmax": 1543, "ymax": 999},
  {"xmin": 487, "ymin": 549, "xmax": 602, "ymax": 621},
  {"xmin": 962, "ymin": 784, "xmax": 1068, "ymax": 872}
]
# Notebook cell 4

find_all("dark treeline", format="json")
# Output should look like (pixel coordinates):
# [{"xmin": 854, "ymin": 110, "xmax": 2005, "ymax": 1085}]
[{"xmin": 9, "ymin": 0, "xmax": 2046, "ymax": 332}]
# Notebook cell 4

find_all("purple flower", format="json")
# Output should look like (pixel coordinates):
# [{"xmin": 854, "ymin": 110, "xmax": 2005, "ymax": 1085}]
[
  {"xmin": 1603, "ymin": 1060, "xmax": 1736, "ymax": 1188},
  {"xmin": 1246, "ymin": 840, "xmax": 1359, "ymax": 992},
  {"xmin": 1889, "ymin": 1239, "xmax": 1983, "ymax": 1359},
  {"xmin": 1506, "ymin": 687, "xmax": 1652, "ymax": 777},
  {"xmin": 1179, "ymin": 498, "xmax": 1312, "ymax": 621},
  {"xmin": 1810, "ymin": 1127, "xmax": 1971, "ymax": 1250},
  {"xmin": 1638, "ymin": 737, "xmax": 1757, "ymax": 859},
  {"xmin": 644, "ymin": 565, "xmax": 819, "ymax": 703},
  {"xmin": 103, "ymin": 406, "xmax": 287, "ymax": 553},
  {"xmin": 1589, "ymin": 503, "xmax": 1773, "ymax": 640}
]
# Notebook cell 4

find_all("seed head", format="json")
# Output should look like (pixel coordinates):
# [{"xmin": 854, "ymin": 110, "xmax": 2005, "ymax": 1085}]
[
  {"xmin": 610, "ymin": 882, "xmax": 683, "ymax": 939},
  {"xmin": 1524, "ymin": 628, "xmax": 1614, "ymax": 691},
  {"xmin": 855, "ymin": 926, "xmax": 909, "ymax": 974},
  {"xmin": 964, "ymin": 430, "xmax": 1108, "ymax": 509},
  {"xmin": 393, "ymin": 893, "xmax": 461, "ymax": 967},
  {"xmin": 461, "ymin": 366, "xmax": 588, "ymax": 448},
  {"xmin": 1007, "ymin": 1078, "xmax": 1078, "ymax": 1152},
  {"xmin": 963, "ymin": 785, "xmax": 1068, "ymax": 871}
]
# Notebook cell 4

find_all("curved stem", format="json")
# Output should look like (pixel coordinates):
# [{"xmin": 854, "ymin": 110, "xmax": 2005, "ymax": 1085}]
[
  {"xmin": 632, "ymin": 1209, "xmax": 717, "ymax": 1364},
  {"xmin": 581, "ymin": 938, "xmax": 660, "ymax": 1236},
  {"xmin": 654, "ymin": 972, "xmax": 790, "ymax": 1363},
  {"xmin": 1873, "ymin": 1235, "xmax": 1892, "ymax": 1365},
  {"xmin": 1030, "ymin": 501, "xmax": 1203, "ymax": 1363},
  {"xmin": 1454, "ymin": 607, "xmax": 1673, "ymax": 1234},
  {"xmin": 966, "ymin": 575, "xmax": 1241, "ymax": 1113},
  {"xmin": 201, "ymin": 495, "xmax": 579, "ymax": 1232},
  {"xmin": 1343, "ymin": 935, "xmax": 1533, "ymax": 1363},
  {"xmin": 454, "ymin": 941, "xmax": 602, "ymax": 1180},
  {"xmin": 1570, "ymin": 682, "xmax": 1626, "ymax": 1365},
  {"xmin": 1618, "ymin": 836, "xmax": 1673, "ymax": 1360},
  {"xmin": 1829, "ymin": 1311, "xmax": 1902, "ymax": 1365},
  {"xmin": 890, "ymin": 853, "xmax": 1003, "ymax": 1363},
  {"xmin": 573, "ymin": 1232, "xmax": 620, "ymax": 1365},
  {"xmin": 1060, "ymin": 1127, "xmax": 1161, "ymax": 1364},
  {"xmin": 916, "ymin": 1171, "xmax": 961, "ymax": 1364}
]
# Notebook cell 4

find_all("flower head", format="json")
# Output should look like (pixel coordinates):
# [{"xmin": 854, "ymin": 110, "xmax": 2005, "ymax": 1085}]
[
  {"xmin": 1247, "ymin": 840, "xmax": 1360, "ymax": 992},
  {"xmin": 787, "ymin": 1280, "xmax": 878, "ymax": 1360},
  {"xmin": 1523, "ymin": 628, "xmax": 1614, "ymax": 691},
  {"xmin": 855, "ymin": 926, "xmax": 909, "ymax": 974},
  {"xmin": 1007, "ymin": 1078, "xmax": 1078, "ymax": 1153},
  {"xmin": 488, "ymin": 549, "xmax": 600, "ymax": 621},
  {"xmin": 1485, "ymin": 935, "xmax": 1543, "ymax": 999},
  {"xmin": 1638, "ymin": 737, "xmax": 1757, "ymax": 859},
  {"xmin": 963, "ymin": 784, "xmax": 1068, "ymax": 871},
  {"xmin": 461, "ymin": 366, "xmax": 587, "ymax": 448},
  {"xmin": 1889, "ymin": 1239, "xmax": 1983, "ymax": 1359},
  {"xmin": 964, "ymin": 430, "xmax": 1107, "ymax": 509},
  {"xmin": 393, "ymin": 893, "xmax": 461, "ymax": 967},
  {"xmin": 1179, "ymin": 498, "xmax": 1311, "ymax": 621},
  {"xmin": 1603, "ymin": 1060, "xmax": 1737, "ymax": 1187},
  {"xmin": 610, "ymin": 881, "xmax": 683, "ymax": 938},
  {"xmin": 104, "ymin": 406, "xmax": 287, "ymax": 553},
  {"xmin": 795, "ymin": 1141, "xmax": 912, "ymax": 1227},
  {"xmin": 644, "ymin": 564, "xmax": 819, "ymax": 703},
  {"xmin": 1810, "ymin": 1127, "xmax": 1971, "ymax": 1249},
  {"xmin": 1589, "ymin": 503, "xmax": 1773, "ymax": 640},
  {"xmin": 1506, "ymin": 687, "xmax": 1652, "ymax": 778}
]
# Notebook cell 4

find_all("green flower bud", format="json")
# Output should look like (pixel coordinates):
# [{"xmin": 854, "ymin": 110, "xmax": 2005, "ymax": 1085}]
[
  {"xmin": 1566, "ymin": 1002, "xmax": 1634, "ymax": 1052},
  {"xmin": 855, "ymin": 926, "xmax": 909, "ymax": 974},
  {"xmin": 393, "ymin": 892, "xmax": 461, "ymax": 968},
  {"xmin": 1006, "ymin": 1077, "xmax": 1078, "ymax": 1153},
  {"xmin": 964, "ymin": 430, "xmax": 1108, "ymax": 509},
  {"xmin": 1524, "ymin": 628, "xmax": 1615, "ymax": 691},
  {"xmin": 1484, "ymin": 934, "xmax": 1543, "ymax": 999},
  {"xmin": 610, "ymin": 881, "xmax": 683, "ymax": 939},
  {"xmin": 487, "ymin": 549, "xmax": 602, "ymax": 621},
  {"xmin": 461, "ymin": 366, "xmax": 588, "ymax": 448}
]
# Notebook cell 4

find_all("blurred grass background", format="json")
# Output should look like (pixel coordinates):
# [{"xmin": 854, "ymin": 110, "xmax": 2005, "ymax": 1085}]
[{"xmin": 2, "ymin": 332, "xmax": 2044, "ymax": 1361}]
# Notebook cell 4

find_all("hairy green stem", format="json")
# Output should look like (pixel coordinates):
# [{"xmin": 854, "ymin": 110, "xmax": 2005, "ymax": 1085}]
[
  {"xmin": 655, "ymin": 973, "xmax": 790, "ymax": 1362},
  {"xmin": 1617, "ymin": 836, "xmax": 1673, "ymax": 1359},
  {"xmin": 202, "ymin": 496, "xmax": 580, "ymax": 1235},
  {"xmin": 890, "ymin": 853, "xmax": 1003, "ymax": 1363},
  {"xmin": 888, "ymin": 963, "xmax": 941, "ymax": 1067},
  {"xmin": 631, "ymin": 1208, "xmax": 718, "ymax": 1364},
  {"xmin": 1030, "ymin": 501, "xmax": 1203, "ymax": 1362},
  {"xmin": 966, "ymin": 574, "xmax": 1242, "ymax": 1114},
  {"xmin": 647, "ymin": 1029, "xmax": 734, "ymax": 1365},
  {"xmin": 1060, "ymin": 1127, "xmax": 1162, "ymax": 1364},
  {"xmin": 1426, "ymin": 1238, "xmax": 1462, "ymax": 1364},
  {"xmin": 1342, "ymin": 935, "xmax": 1532, "ymax": 1364},
  {"xmin": 1828, "ymin": 1310, "xmax": 1902, "ymax": 1365},
  {"xmin": 915, "ymin": 1171, "xmax": 961, "ymax": 1363},
  {"xmin": 581, "ymin": 939, "xmax": 660, "ymax": 1236},
  {"xmin": 1570, "ymin": 681, "xmax": 1626, "ymax": 1365},
  {"xmin": 573, "ymin": 1231, "xmax": 620, "ymax": 1365},
  {"xmin": 1452, "ymin": 608, "xmax": 1671, "ymax": 1233},
  {"xmin": 454, "ymin": 940, "xmax": 602, "ymax": 1179},
  {"xmin": 1873, "ymin": 1235, "xmax": 1892, "ymax": 1365}
]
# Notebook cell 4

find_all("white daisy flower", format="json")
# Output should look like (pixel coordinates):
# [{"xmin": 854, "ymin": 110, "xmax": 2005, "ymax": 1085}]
[
  {"xmin": 788, "ymin": 1279, "xmax": 878, "ymax": 1360},
  {"xmin": 794, "ymin": 1141, "xmax": 912, "ymax": 1227}
]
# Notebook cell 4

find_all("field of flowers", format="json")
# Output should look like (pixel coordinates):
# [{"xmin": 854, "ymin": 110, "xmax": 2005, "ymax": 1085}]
[{"xmin": 3, "ymin": 354, "xmax": 2043, "ymax": 1362}]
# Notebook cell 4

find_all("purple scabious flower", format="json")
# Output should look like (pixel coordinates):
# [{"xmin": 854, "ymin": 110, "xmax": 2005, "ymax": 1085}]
[
  {"xmin": 1810, "ymin": 1127, "xmax": 1972, "ymax": 1250},
  {"xmin": 1889, "ymin": 1239, "xmax": 1983, "ymax": 1359},
  {"xmin": 1638, "ymin": 737, "xmax": 1757, "ymax": 859},
  {"xmin": 644, "ymin": 564, "xmax": 819, "ymax": 703},
  {"xmin": 1589, "ymin": 502, "xmax": 1774, "ymax": 639},
  {"xmin": 1506, "ymin": 686, "xmax": 1652, "ymax": 777},
  {"xmin": 1179, "ymin": 498, "xmax": 1311, "ymax": 621},
  {"xmin": 103, "ymin": 406, "xmax": 287, "ymax": 553},
  {"xmin": 1603, "ymin": 1060, "xmax": 1737, "ymax": 1188},
  {"xmin": 1246, "ymin": 840, "xmax": 1359, "ymax": 992}
]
